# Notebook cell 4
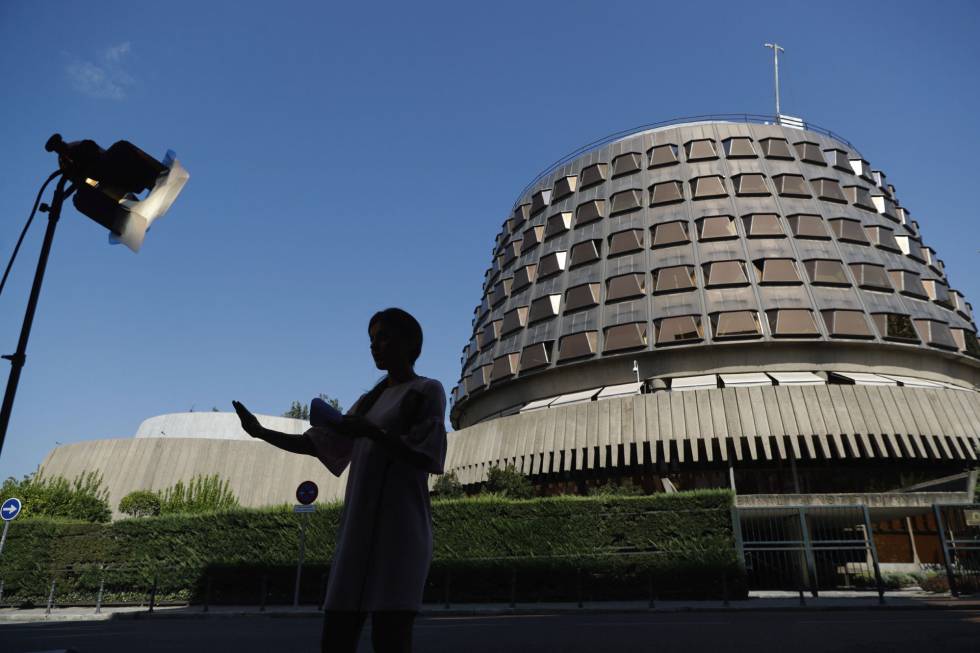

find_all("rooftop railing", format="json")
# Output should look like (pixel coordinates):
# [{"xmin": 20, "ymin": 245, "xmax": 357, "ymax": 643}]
[{"xmin": 512, "ymin": 113, "xmax": 859, "ymax": 208}]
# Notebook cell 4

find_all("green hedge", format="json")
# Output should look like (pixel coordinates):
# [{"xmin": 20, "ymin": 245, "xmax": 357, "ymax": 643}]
[{"xmin": 0, "ymin": 491, "xmax": 742, "ymax": 605}]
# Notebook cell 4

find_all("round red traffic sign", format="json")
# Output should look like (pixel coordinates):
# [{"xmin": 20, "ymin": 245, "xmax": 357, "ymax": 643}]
[{"xmin": 296, "ymin": 480, "xmax": 319, "ymax": 505}]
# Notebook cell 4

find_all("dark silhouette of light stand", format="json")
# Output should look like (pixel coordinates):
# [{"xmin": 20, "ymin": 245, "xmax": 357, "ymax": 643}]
[{"xmin": 0, "ymin": 174, "xmax": 73, "ymax": 458}]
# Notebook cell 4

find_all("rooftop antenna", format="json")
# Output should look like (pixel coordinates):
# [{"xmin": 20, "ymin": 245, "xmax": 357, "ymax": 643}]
[{"xmin": 763, "ymin": 42, "xmax": 785, "ymax": 117}]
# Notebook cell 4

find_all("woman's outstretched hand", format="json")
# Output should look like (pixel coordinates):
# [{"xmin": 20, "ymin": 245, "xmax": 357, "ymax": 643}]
[{"xmin": 232, "ymin": 400, "xmax": 263, "ymax": 438}]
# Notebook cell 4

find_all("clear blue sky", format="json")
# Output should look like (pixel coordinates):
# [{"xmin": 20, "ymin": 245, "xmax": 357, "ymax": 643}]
[{"xmin": 1, "ymin": 0, "xmax": 978, "ymax": 481}]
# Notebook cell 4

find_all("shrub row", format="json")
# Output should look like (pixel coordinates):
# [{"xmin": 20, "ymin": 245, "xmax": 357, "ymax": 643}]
[{"xmin": 0, "ymin": 491, "xmax": 742, "ymax": 605}]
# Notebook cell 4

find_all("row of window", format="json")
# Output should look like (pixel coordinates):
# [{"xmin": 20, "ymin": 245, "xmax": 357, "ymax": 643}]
[
  {"xmin": 537, "ymin": 139, "xmax": 881, "ymax": 200},
  {"xmin": 462, "ymin": 313, "xmax": 976, "ymax": 393}
]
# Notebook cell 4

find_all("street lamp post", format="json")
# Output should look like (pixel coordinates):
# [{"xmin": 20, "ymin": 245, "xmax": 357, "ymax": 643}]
[{"xmin": 764, "ymin": 42, "xmax": 785, "ymax": 117}]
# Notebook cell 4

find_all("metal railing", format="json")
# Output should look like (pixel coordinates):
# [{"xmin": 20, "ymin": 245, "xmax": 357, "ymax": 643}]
[{"xmin": 511, "ymin": 113, "xmax": 861, "ymax": 209}]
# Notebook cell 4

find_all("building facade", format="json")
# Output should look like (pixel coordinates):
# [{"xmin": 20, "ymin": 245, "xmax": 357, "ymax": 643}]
[{"xmin": 444, "ymin": 116, "xmax": 980, "ymax": 499}]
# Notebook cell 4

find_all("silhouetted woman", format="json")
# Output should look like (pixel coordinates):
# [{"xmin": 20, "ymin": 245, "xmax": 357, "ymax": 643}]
[{"xmin": 233, "ymin": 308, "xmax": 447, "ymax": 653}]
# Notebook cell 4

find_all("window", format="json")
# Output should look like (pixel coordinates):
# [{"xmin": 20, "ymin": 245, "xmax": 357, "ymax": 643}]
[
  {"xmin": 821, "ymin": 310, "xmax": 873, "ymax": 339},
  {"xmin": 723, "ymin": 137, "xmax": 756, "ymax": 158},
  {"xmin": 697, "ymin": 215, "xmax": 737, "ymax": 241},
  {"xmin": 537, "ymin": 251, "xmax": 568, "ymax": 278},
  {"xmin": 649, "ymin": 180, "xmax": 684, "ymax": 205},
  {"xmin": 685, "ymin": 139, "xmax": 718, "ymax": 161},
  {"xmin": 569, "ymin": 239, "xmax": 601, "ymax": 267},
  {"xmin": 888, "ymin": 270, "xmax": 928, "ymax": 299},
  {"xmin": 575, "ymin": 199, "xmax": 605, "ymax": 226},
  {"xmin": 804, "ymin": 259, "xmax": 850, "ymax": 286},
  {"xmin": 895, "ymin": 235, "xmax": 924, "ymax": 261},
  {"xmin": 580, "ymin": 163, "xmax": 608, "ymax": 189},
  {"xmin": 500, "ymin": 306, "xmax": 529, "ymax": 335},
  {"xmin": 742, "ymin": 213, "xmax": 784, "ymax": 238},
  {"xmin": 512, "ymin": 263, "xmax": 537, "ymax": 291},
  {"xmin": 704, "ymin": 260, "xmax": 748, "ymax": 288},
  {"xmin": 608, "ymin": 229, "xmax": 644, "ymax": 256},
  {"xmin": 552, "ymin": 175, "xmax": 577, "ymax": 201},
  {"xmin": 760, "ymin": 137, "xmax": 794, "ymax": 159},
  {"xmin": 497, "ymin": 240, "xmax": 521, "ymax": 269},
  {"xmin": 732, "ymin": 173, "xmax": 769, "ymax": 196},
  {"xmin": 480, "ymin": 319, "xmax": 503, "ymax": 346},
  {"xmin": 951, "ymin": 329, "xmax": 980, "ymax": 357},
  {"xmin": 564, "ymin": 282, "xmax": 600, "ymax": 312},
  {"xmin": 653, "ymin": 265, "xmax": 696, "ymax": 294},
  {"xmin": 849, "ymin": 263, "xmax": 892, "ymax": 291},
  {"xmin": 754, "ymin": 258, "xmax": 801, "ymax": 285},
  {"xmin": 766, "ymin": 309, "xmax": 820, "ymax": 337},
  {"xmin": 528, "ymin": 294, "xmax": 561, "ymax": 323},
  {"xmin": 520, "ymin": 341, "xmax": 552, "ymax": 371},
  {"xmin": 513, "ymin": 203, "xmax": 530, "ymax": 225},
  {"xmin": 865, "ymin": 225, "xmax": 901, "ymax": 252},
  {"xmin": 690, "ymin": 175, "xmax": 727, "ymax": 199},
  {"xmin": 829, "ymin": 218, "xmax": 870, "ymax": 244},
  {"xmin": 712, "ymin": 311, "xmax": 762, "ymax": 339},
  {"xmin": 544, "ymin": 211, "xmax": 572, "ymax": 238},
  {"xmin": 794, "ymin": 141, "xmax": 827, "ymax": 165},
  {"xmin": 871, "ymin": 313, "xmax": 919, "ymax": 342},
  {"xmin": 612, "ymin": 152, "xmax": 642, "ymax": 177},
  {"xmin": 609, "ymin": 189, "xmax": 642, "ymax": 215},
  {"xmin": 465, "ymin": 365, "xmax": 492, "ymax": 393},
  {"xmin": 648, "ymin": 143, "xmax": 679, "ymax": 167},
  {"xmin": 490, "ymin": 353, "xmax": 520, "ymax": 382},
  {"xmin": 604, "ymin": 322, "xmax": 648, "ymax": 352},
  {"xmin": 558, "ymin": 331, "xmax": 598, "ymax": 360},
  {"xmin": 490, "ymin": 277, "xmax": 513, "ymax": 306},
  {"xmin": 774, "ymin": 174, "xmax": 811, "ymax": 197},
  {"xmin": 651, "ymin": 220, "xmax": 690, "ymax": 247},
  {"xmin": 787, "ymin": 214, "xmax": 830, "ymax": 239},
  {"xmin": 606, "ymin": 273, "xmax": 646, "ymax": 302},
  {"xmin": 521, "ymin": 225, "xmax": 544, "ymax": 252},
  {"xmin": 824, "ymin": 149, "xmax": 853, "ymax": 172},
  {"xmin": 655, "ymin": 315, "xmax": 703, "ymax": 344},
  {"xmin": 843, "ymin": 185, "xmax": 876, "ymax": 211},
  {"xmin": 530, "ymin": 189, "xmax": 552, "ymax": 215},
  {"xmin": 913, "ymin": 319, "xmax": 958, "ymax": 350},
  {"xmin": 811, "ymin": 178, "xmax": 847, "ymax": 203},
  {"xmin": 922, "ymin": 279, "xmax": 954, "ymax": 308}
]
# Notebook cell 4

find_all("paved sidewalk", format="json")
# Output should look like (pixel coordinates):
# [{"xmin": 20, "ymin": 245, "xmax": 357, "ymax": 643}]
[{"xmin": 1, "ymin": 591, "xmax": 978, "ymax": 624}]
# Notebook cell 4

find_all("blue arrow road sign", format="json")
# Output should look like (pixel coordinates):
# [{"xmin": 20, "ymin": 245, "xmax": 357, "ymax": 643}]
[{"xmin": 1, "ymin": 497, "xmax": 22, "ymax": 521}]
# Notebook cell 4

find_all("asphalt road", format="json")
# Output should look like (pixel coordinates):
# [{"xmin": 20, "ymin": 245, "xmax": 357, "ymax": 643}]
[{"xmin": 3, "ymin": 609, "xmax": 979, "ymax": 653}]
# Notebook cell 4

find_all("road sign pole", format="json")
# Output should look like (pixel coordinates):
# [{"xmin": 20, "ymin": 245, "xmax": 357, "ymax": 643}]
[
  {"xmin": 293, "ymin": 511, "xmax": 309, "ymax": 607},
  {"xmin": 0, "ymin": 520, "xmax": 9, "ymax": 558}
]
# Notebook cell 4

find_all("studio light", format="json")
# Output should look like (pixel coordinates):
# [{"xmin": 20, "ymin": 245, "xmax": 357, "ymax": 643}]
[
  {"xmin": 45, "ymin": 134, "xmax": 189, "ymax": 252},
  {"xmin": 0, "ymin": 134, "xmax": 189, "ymax": 458}
]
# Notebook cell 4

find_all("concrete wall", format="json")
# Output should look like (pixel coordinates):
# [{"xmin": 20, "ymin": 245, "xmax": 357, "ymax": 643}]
[{"xmin": 134, "ymin": 412, "xmax": 307, "ymax": 440}]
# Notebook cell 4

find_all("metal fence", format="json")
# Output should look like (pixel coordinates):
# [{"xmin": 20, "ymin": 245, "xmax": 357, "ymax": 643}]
[
  {"xmin": 934, "ymin": 504, "xmax": 980, "ymax": 596},
  {"xmin": 736, "ymin": 505, "xmax": 884, "ymax": 602}
]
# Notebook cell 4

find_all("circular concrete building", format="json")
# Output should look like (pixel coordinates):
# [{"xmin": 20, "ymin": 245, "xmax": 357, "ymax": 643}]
[{"xmin": 444, "ymin": 115, "xmax": 980, "ymax": 498}]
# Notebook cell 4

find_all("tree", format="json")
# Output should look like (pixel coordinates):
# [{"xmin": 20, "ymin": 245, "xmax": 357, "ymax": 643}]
[
  {"xmin": 118, "ymin": 490, "xmax": 162, "ymax": 517},
  {"xmin": 484, "ymin": 464, "xmax": 534, "ymax": 499},
  {"xmin": 587, "ymin": 481, "xmax": 644, "ymax": 497},
  {"xmin": 431, "ymin": 471, "xmax": 465, "ymax": 498},
  {"xmin": 282, "ymin": 395, "xmax": 343, "ymax": 420},
  {"xmin": 0, "ymin": 470, "xmax": 111, "ymax": 523}
]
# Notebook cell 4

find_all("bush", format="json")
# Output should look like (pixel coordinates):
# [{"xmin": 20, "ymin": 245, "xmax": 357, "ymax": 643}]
[
  {"xmin": 431, "ymin": 472, "xmax": 465, "ymax": 499},
  {"xmin": 850, "ymin": 571, "xmax": 919, "ymax": 590},
  {"xmin": 0, "ymin": 470, "xmax": 110, "ymax": 523},
  {"xmin": 0, "ymin": 491, "xmax": 740, "ymax": 605},
  {"xmin": 483, "ymin": 464, "xmax": 534, "ymax": 499},
  {"xmin": 118, "ymin": 491, "xmax": 161, "ymax": 517},
  {"xmin": 159, "ymin": 474, "xmax": 239, "ymax": 514},
  {"xmin": 588, "ymin": 481, "xmax": 644, "ymax": 497}
]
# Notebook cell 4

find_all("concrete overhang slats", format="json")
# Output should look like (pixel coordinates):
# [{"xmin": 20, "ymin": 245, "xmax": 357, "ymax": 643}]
[
  {"xmin": 670, "ymin": 374, "xmax": 717, "ymax": 391},
  {"xmin": 879, "ymin": 374, "xmax": 944, "ymax": 389},
  {"xmin": 767, "ymin": 371, "xmax": 825, "ymax": 386},
  {"xmin": 550, "ymin": 387, "xmax": 602, "ymax": 408},
  {"xmin": 720, "ymin": 372, "xmax": 772, "ymax": 388},
  {"xmin": 597, "ymin": 381, "xmax": 644, "ymax": 400},
  {"xmin": 829, "ymin": 372, "xmax": 897, "ymax": 386}
]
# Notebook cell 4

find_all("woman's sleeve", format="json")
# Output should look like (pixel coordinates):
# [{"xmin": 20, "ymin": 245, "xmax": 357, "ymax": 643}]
[
  {"xmin": 396, "ymin": 380, "xmax": 448, "ymax": 474},
  {"xmin": 305, "ymin": 425, "xmax": 354, "ymax": 477}
]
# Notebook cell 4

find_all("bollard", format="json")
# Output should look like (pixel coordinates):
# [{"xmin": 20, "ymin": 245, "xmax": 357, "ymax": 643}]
[
  {"xmin": 443, "ymin": 569, "xmax": 451, "ymax": 610},
  {"xmin": 576, "ymin": 568, "xmax": 583, "ymax": 609},
  {"xmin": 260, "ymin": 575, "xmax": 268, "ymax": 612},
  {"xmin": 95, "ymin": 577, "xmax": 105, "ymax": 615},
  {"xmin": 0, "ymin": 579, "xmax": 4, "ymax": 607},
  {"xmin": 722, "ymin": 574, "xmax": 729, "ymax": 607},
  {"xmin": 148, "ymin": 575, "xmax": 158, "ymax": 614},
  {"xmin": 647, "ymin": 573, "xmax": 655, "ymax": 610},
  {"xmin": 203, "ymin": 575, "xmax": 212, "ymax": 613},
  {"xmin": 45, "ymin": 579, "xmax": 56, "ymax": 616}
]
